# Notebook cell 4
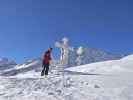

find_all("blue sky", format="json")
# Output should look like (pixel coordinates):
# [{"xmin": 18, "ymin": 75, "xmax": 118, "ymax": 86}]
[{"xmin": 0, "ymin": 0, "xmax": 133, "ymax": 63}]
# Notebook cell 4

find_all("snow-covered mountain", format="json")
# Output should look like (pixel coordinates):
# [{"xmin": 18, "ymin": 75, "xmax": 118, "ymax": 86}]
[
  {"xmin": 0, "ymin": 57, "xmax": 16, "ymax": 66},
  {"xmin": 1, "ymin": 53, "xmax": 131, "ymax": 77},
  {"xmin": 0, "ymin": 57, "xmax": 16, "ymax": 71},
  {"xmin": 0, "ymin": 47, "xmax": 124, "ymax": 77},
  {"xmin": 66, "ymin": 54, "xmax": 133, "ymax": 74},
  {"xmin": 0, "ymin": 58, "xmax": 41, "ymax": 77},
  {"xmin": 68, "ymin": 47, "xmax": 124, "ymax": 66},
  {"xmin": 0, "ymin": 54, "xmax": 133, "ymax": 100}
]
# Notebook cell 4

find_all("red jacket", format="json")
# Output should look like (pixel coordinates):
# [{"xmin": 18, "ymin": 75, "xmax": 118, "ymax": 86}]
[{"xmin": 43, "ymin": 50, "xmax": 51, "ymax": 64}]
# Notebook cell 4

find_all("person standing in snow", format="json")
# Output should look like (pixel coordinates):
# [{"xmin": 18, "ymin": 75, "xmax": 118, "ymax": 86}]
[{"xmin": 41, "ymin": 48, "xmax": 53, "ymax": 76}]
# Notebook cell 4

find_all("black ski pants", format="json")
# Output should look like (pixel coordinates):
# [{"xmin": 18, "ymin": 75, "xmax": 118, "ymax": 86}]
[{"xmin": 41, "ymin": 64, "xmax": 49, "ymax": 76}]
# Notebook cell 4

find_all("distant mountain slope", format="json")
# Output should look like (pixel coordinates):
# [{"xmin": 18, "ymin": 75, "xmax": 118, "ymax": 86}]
[
  {"xmin": 0, "ymin": 47, "xmax": 126, "ymax": 77},
  {"xmin": 1, "ymin": 58, "xmax": 41, "ymax": 77},
  {"xmin": 68, "ymin": 47, "xmax": 124, "ymax": 66},
  {"xmin": 0, "ymin": 57, "xmax": 16, "ymax": 71}
]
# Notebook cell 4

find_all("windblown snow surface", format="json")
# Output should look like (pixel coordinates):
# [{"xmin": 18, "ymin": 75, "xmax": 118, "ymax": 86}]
[{"xmin": 0, "ymin": 55, "xmax": 133, "ymax": 100}]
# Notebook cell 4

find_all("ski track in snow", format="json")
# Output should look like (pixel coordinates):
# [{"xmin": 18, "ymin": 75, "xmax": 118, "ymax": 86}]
[{"xmin": 0, "ymin": 72, "xmax": 133, "ymax": 100}]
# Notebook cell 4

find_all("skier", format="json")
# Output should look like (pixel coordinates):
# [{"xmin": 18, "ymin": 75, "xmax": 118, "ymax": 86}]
[{"xmin": 41, "ymin": 48, "xmax": 53, "ymax": 76}]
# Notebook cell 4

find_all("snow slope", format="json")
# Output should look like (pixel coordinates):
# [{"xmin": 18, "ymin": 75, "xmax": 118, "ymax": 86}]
[
  {"xmin": 0, "ymin": 54, "xmax": 133, "ymax": 100},
  {"xmin": 121, "ymin": 54, "xmax": 133, "ymax": 61},
  {"xmin": 0, "ymin": 58, "xmax": 42, "ymax": 77},
  {"xmin": 66, "ymin": 54, "xmax": 133, "ymax": 74}
]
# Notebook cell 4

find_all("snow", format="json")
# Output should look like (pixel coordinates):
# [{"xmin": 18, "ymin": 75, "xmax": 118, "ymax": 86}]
[
  {"xmin": 68, "ymin": 47, "xmax": 123, "ymax": 67},
  {"xmin": 0, "ymin": 54, "xmax": 133, "ymax": 100},
  {"xmin": 121, "ymin": 54, "xmax": 133, "ymax": 61},
  {"xmin": 66, "ymin": 55, "xmax": 133, "ymax": 74},
  {"xmin": 77, "ymin": 46, "xmax": 84, "ymax": 55},
  {"xmin": 0, "ymin": 58, "xmax": 16, "ymax": 65}
]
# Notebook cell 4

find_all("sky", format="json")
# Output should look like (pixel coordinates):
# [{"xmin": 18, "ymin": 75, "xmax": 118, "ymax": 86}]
[{"xmin": 0, "ymin": 0, "xmax": 133, "ymax": 63}]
